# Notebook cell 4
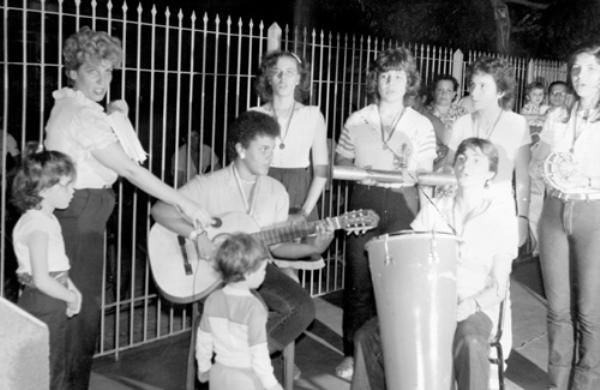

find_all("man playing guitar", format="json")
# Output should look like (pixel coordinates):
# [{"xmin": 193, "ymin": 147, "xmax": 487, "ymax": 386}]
[{"xmin": 150, "ymin": 110, "xmax": 333, "ymax": 359}]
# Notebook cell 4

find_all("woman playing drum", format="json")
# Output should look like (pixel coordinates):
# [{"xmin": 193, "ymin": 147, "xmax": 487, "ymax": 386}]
[
  {"xmin": 531, "ymin": 45, "xmax": 600, "ymax": 390},
  {"xmin": 351, "ymin": 138, "xmax": 518, "ymax": 390}
]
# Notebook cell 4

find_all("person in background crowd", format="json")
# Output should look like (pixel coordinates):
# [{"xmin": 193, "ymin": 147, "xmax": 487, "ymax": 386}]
[
  {"xmin": 334, "ymin": 46, "xmax": 436, "ymax": 380},
  {"xmin": 44, "ymin": 26, "xmax": 210, "ymax": 389},
  {"xmin": 523, "ymin": 80, "xmax": 551, "ymax": 256},
  {"xmin": 171, "ymin": 130, "xmax": 221, "ymax": 186},
  {"xmin": 547, "ymin": 81, "xmax": 570, "ymax": 110},
  {"xmin": 427, "ymin": 74, "xmax": 469, "ymax": 146},
  {"xmin": 521, "ymin": 80, "xmax": 550, "ymax": 144}
]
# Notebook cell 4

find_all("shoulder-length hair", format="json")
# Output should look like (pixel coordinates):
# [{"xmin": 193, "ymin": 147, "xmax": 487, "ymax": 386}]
[
  {"xmin": 366, "ymin": 47, "xmax": 421, "ymax": 104},
  {"xmin": 468, "ymin": 57, "xmax": 515, "ymax": 110},
  {"xmin": 255, "ymin": 51, "xmax": 311, "ymax": 103}
]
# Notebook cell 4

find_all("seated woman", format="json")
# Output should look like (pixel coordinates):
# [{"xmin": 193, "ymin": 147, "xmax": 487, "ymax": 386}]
[{"xmin": 351, "ymin": 137, "xmax": 518, "ymax": 390}]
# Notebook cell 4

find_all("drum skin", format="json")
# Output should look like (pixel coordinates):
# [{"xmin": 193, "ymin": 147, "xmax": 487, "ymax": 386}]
[{"xmin": 366, "ymin": 231, "xmax": 459, "ymax": 390}]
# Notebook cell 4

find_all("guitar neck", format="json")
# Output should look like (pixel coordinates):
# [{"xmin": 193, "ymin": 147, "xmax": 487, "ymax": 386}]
[{"xmin": 253, "ymin": 218, "xmax": 339, "ymax": 246}]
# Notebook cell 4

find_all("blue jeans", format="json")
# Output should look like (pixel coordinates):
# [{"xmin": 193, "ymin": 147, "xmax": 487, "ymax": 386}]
[
  {"xmin": 343, "ymin": 184, "xmax": 418, "ymax": 355},
  {"xmin": 539, "ymin": 197, "xmax": 600, "ymax": 389},
  {"xmin": 259, "ymin": 263, "xmax": 315, "ymax": 353},
  {"xmin": 351, "ymin": 312, "xmax": 492, "ymax": 390}
]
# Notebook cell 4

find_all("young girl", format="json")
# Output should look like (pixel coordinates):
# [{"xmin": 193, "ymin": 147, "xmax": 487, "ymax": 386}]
[
  {"xmin": 11, "ymin": 147, "xmax": 82, "ymax": 390},
  {"xmin": 532, "ymin": 44, "xmax": 600, "ymax": 389},
  {"xmin": 196, "ymin": 233, "xmax": 283, "ymax": 390}
]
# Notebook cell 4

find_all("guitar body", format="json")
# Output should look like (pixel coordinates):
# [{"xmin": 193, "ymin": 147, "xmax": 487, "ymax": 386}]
[
  {"xmin": 147, "ymin": 212, "xmax": 262, "ymax": 304},
  {"xmin": 148, "ymin": 209, "xmax": 379, "ymax": 304}
]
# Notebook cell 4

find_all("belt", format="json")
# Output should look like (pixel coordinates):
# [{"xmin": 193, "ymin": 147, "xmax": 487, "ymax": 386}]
[
  {"xmin": 549, "ymin": 188, "xmax": 600, "ymax": 202},
  {"xmin": 18, "ymin": 271, "xmax": 69, "ymax": 288}
]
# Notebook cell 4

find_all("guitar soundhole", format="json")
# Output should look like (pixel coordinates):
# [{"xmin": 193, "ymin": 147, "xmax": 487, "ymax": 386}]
[{"xmin": 211, "ymin": 217, "xmax": 223, "ymax": 228}]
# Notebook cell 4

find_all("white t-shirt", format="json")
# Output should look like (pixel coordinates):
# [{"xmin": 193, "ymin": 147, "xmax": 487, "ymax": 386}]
[
  {"xmin": 336, "ymin": 104, "xmax": 437, "ymax": 172},
  {"xmin": 411, "ymin": 195, "xmax": 518, "ymax": 328},
  {"xmin": 12, "ymin": 209, "xmax": 71, "ymax": 275},
  {"xmin": 179, "ymin": 165, "xmax": 289, "ymax": 229},
  {"xmin": 449, "ymin": 111, "xmax": 530, "ymax": 201},
  {"xmin": 45, "ymin": 88, "xmax": 119, "ymax": 189},
  {"xmin": 251, "ymin": 105, "xmax": 327, "ymax": 168}
]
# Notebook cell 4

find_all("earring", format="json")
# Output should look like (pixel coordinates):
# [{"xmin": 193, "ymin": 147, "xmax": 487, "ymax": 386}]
[
  {"xmin": 484, "ymin": 179, "xmax": 491, "ymax": 189},
  {"xmin": 240, "ymin": 152, "xmax": 246, "ymax": 159}
]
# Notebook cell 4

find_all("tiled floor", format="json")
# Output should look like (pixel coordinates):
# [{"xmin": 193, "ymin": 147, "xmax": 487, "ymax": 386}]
[{"xmin": 91, "ymin": 258, "xmax": 550, "ymax": 390}]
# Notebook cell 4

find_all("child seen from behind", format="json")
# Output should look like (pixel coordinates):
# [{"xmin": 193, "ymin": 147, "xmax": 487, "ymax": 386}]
[{"xmin": 196, "ymin": 233, "xmax": 283, "ymax": 390}]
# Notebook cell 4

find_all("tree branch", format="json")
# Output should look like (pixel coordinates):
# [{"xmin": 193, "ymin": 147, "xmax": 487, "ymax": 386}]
[{"xmin": 505, "ymin": 0, "xmax": 550, "ymax": 10}]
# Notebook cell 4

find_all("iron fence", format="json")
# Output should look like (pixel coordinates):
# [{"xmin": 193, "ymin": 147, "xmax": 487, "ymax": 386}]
[{"xmin": 1, "ymin": 0, "xmax": 566, "ymax": 358}]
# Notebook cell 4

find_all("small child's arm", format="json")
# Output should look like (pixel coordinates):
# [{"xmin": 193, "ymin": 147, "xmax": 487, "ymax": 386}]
[
  {"xmin": 27, "ymin": 231, "xmax": 78, "ymax": 306},
  {"xmin": 248, "ymin": 304, "xmax": 282, "ymax": 389},
  {"xmin": 195, "ymin": 314, "xmax": 213, "ymax": 382}
]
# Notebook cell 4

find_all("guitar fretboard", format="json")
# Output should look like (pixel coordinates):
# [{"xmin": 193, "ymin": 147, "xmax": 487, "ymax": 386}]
[{"xmin": 252, "ymin": 218, "xmax": 341, "ymax": 246}]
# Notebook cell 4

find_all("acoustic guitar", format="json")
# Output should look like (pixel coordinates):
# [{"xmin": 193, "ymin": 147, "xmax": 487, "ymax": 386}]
[{"xmin": 147, "ymin": 210, "xmax": 379, "ymax": 304}]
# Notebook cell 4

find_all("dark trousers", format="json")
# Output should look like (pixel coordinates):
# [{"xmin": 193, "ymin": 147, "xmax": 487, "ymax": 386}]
[
  {"xmin": 343, "ymin": 184, "xmax": 418, "ymax": 355},
  {"xmin": 18, "ymin": 287, "xmax": 69, "ymax": 390},
  {"xmin": 55, "ymin": 188, "xmax": 116, "ymax": 390},
  {"xmin": 259, "ymin": 263, "xmax": 316, "ymax": 352},
  {"xmin": 352, "ymin": 312, "xmax": 492, "ymax": 390},
  {"xmin": 539, "ymin": 197, "xmax": 600, "ymax": 390}
]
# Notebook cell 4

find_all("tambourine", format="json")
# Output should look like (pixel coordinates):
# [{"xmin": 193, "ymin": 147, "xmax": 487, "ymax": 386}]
[{"xmin": 542, "ymin": 151, "xmax": 579, "ymax": 193}]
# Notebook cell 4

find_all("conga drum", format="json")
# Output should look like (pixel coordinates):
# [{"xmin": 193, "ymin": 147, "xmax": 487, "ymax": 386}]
[{"xmin": 366, "ymin": 231, "xmax": 459, "ymax": 390}]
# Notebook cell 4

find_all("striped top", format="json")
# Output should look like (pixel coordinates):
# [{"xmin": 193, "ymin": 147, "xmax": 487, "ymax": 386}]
[
  {"xmin": 196, "ymin": 285, "xmax": 279, "ymax": 389},
  {"xmin": 336, "ymin": 104, "xmax": 437, "ymax": 172}
]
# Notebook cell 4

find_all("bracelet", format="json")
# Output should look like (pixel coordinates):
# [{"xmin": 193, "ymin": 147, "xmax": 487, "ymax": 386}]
[{"xmin": 518, "ymin": 215, "xmax": 529, "ymax": 220}]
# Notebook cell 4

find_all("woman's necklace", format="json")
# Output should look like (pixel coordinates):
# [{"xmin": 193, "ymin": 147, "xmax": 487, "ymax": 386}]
[
  {"xmin": 378, "ymin": 105, "xmax": 406, "ymax": 151},
  {"xmin": 473, "ymin": 110, "xmax": 503, "ymax": 140},
  {"xmin": 270, "ymin": 101, "xmax": 296, "ymax": 150}
]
